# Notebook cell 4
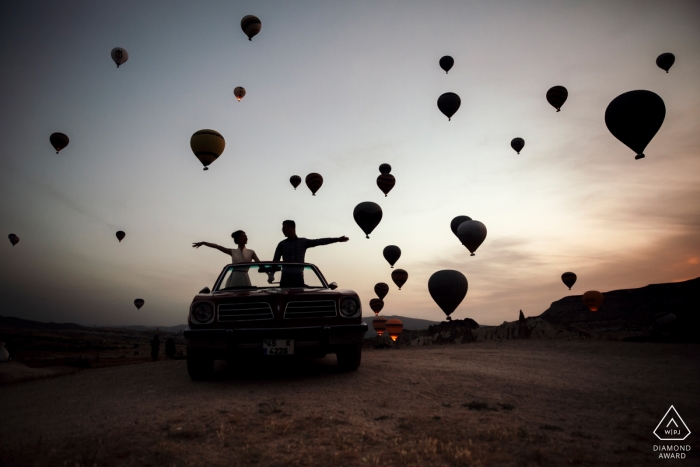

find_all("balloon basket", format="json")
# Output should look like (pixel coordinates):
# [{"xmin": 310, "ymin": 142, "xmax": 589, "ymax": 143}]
[
  {"xmin": 470, "ymin": 253, "xmax": 475, "ymax": 256},
  {"xmin": 203, "ymin": 167, "xmax": 208, "ymax": 171},
  {"xmin": 635, "ymin": 154, "xmax": 645, "ymax": 160},
  {"xmin": 366, "ymin": 235, "xmax": 369, "ymax": 239}
]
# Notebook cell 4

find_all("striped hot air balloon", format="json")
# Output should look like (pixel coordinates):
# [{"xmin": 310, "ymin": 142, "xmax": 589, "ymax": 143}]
[
  {"xmin": 116, "ymin": 231, "xmax": 126, "ymax": 242},
  {"xmin": 241, "ymin": 15, "xmax": 261, "ymax": 41},
  {"xmin": 546, "ymin": 86, "xmax": 568, "ymax": 112},
  {"xmin": 561, "ymin": 272, "xmax": 577, "ymax": 290},
  {"xmin": 511, "ymin": 137, "xmax": 525, "ymax": 154},
  {"xmin": 372, "ymin": 317, "xmax": 387, "ymax": 336},
  {"xmin": 437, "ymin": 92, "xmax": 461, "ymax": 121},
  {"xmin": 428, "ymin": 270, "xmax": 468, "ymax": 321},
  {"xmin": 233, "ymin": 86, "xmax": 246, "ymax": 101},
  {"xmin": 379, "ymin": 163, "xmax": 391, "ymax": 174},
  {"xmin": 8, "ymin": 234, "xmax": 19, "ymax": 246},
  {"xmin": 457, "ymin": 220, "xmax": 487, "ymax": 256},
  {"xmin": 391, "ymin": 269, "xmax": 408, "ymax": 290},
  {"xmin": 289, "ymin": 175, "xmax": 301, "ymax": 190},
  {"xmin": 305, "ymin": 173, "xmax": 323, "ymax": 195},
  {"xmin": 134, "ymin": 298, "xmax": 145, "ymax": 309},
  {"xmin": 374, "ymin": 282, "xmax": 389, "ymax": 300},
  {"xmin": 369, "ymin": 298, "xmax": 384, "ymax": 316},
  {"xmin": 50, "ymin": 133, "xmax": 69, "ymax": 154},
  {"xmin": 385, "ymin": 319, "xmax": 403, "ymax": 342},
  {"xmin": 353, "ymin": 202, "xmax": 382, "ymax": 238},
  {"xmin": 582, "ymin": 291, "xmax": 603, "ymax": 312},
  {"xmin": 190, "ymin": 129, "xmax": 225, "ymax": 170},
  {"xmin": 656, "ymin": 53, "xmax": 675, "ymax": 73},
  {"xmin": 376, "ymin": 174, "xmax": 395, "ymax": 197}
]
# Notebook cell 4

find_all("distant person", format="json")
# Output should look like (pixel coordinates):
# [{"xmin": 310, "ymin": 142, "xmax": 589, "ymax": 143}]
[
  {"xmin": 193, "ymin": 230, "xmax": 261, "ymax": 288},
  {"xmin": 272, "ymin": 220, "xmax": 348, "ymax": 287},
  {"xmin": 150, "ymin": 334, "xmax": 160, "ymax": 362}
]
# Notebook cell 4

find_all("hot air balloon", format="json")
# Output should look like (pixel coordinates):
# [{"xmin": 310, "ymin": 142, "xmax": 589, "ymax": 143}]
[
  {"xmin": 111, "ymin": 47, "xmax": 128, "ymax": 67},
  {"xmin": 546, "ymin": 86, "xmax": 568, "ymax": 112},
  {"xmin": 353, "ymin": 202, "xmax": 382, "ymax": 238},
  {"xmin": 233, "ymin": 86, "xmax": 246, "ymax": 101},
  {"xmin": 656, "ymin": 53, "xmax": 675, "ymax": 73},
  {"xmin": 116, "ymin": 231, "xmax": 126, "ymax": 242},
  {"xmin": 290, "ymin": 175, "xmax": 301, "ymax": 190},
  {"xmin": 379, "ymin": 163, "xmax": 391, "ymax": 174},
  {"xmin": 372, "ymin": 317, "xmax": 387, "ymax": 336},
  {"xmin": 605, "ymin": 90, "xmax": 665, "ymax": 160},
  {"xmin": 439, "ymin": 56, "xmax": 454, "ymax": 74},
  {"xmin": 369, "ymin": 298, "xmax": 384, "ymax": 316},
  {"xmin": 391, "ymin": 269, "xmax": 408, "ymax": 290},
  {"xmin": 8, "ymin": 234, "xmax": 19, "ymax": 246},
  {"xmin": 428, "ymin": 270, "xmax": 468, "ymax": 321},
  {"xmin": 511, "ymin": 137, "xmax": 524, "ymax": 154},
  {"xmin": 50, "ymin": 133, "xmax": 69, "ymax": 154},
  {"xmin": 241, "ymin": 15, "xmax": 261, "ymax": 41},
  {"xmin": 190, "ymin": 129, "xmax": 225, "ymax": 170},
  {"xmin": 561, "ymin": 272, "xmax": 577, "ymax": 290},
  {"xmin": 374, "ymin": 282, "xmax": 389, "ymax": 300},
  {"xmin": 582, "ymin": 291, "xmax": 603, "ymax": 312},
  {"xmin": 305, "ymin": 173, "xmax": 323, "ymax": 195},
  {"xmin": 383, "ymin": 245, "xmax": 401, "ymax": 268},
  {"xmin": 376, "ymin": 174, "xmax": 395, "ymax": 197},
  {"xmin": 457, "ymin": 220, "xmax": 486, "ymax": 256},
  {"xmin": 437, "ymin": 92, "xmax": 461, "ymax": 121},
  {"xmin": 134, "ymin": 298, "xmax": 145, "ymax": 309},
  {"xmin": 450, "ymin": 215, "xmax": 471, "ymax": 238},
  {"xmin": 385, "ymin": 319, "xmax": 403, "ymax": 342}
]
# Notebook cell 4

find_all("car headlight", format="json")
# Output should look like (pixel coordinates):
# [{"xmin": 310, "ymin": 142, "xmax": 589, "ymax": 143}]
[
  {"xmin": 191, "ymin": 302, "xmax": 214, "ymax": 324},
  {"xmin": 339, "ymin": 297, "xmax": 360, "ymax": 318}
]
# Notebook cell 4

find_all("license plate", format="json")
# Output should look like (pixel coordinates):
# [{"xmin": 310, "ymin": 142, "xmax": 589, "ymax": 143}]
[{"xmin": 262, "ymin": 339, "xmax": 294, "ymax": 355}]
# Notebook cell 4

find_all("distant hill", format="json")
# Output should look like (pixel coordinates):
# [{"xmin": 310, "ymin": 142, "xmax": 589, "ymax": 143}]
[
  {"xmin": 363, "ymin": 315, "xmax": 441, "ymax": 337},
  {"xmin": 119, "ymin": 325, "xmax": 188, "ymax": 334},
  {"xmin": 0, "ymin": 315, "xmax": 86, "ymax": 331}
]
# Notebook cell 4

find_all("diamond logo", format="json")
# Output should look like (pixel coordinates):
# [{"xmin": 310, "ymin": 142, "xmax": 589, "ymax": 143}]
[{"xmin": 654, "ymin": 405, "xmax": 691, "ymax": 441}]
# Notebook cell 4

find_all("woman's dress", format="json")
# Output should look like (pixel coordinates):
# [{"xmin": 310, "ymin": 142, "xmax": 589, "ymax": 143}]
[{"xmin": 225, "ymin": 247, "xmax": 255, "ymax": 288}]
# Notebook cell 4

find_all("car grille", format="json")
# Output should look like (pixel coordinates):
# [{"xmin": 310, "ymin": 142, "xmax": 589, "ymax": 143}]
[
  {"xmin": 218, "ymin": 302, "xmax": 273, "ymax": 321},
  {"xmin": 284, "ymin": 300, "xmax": 337, "ymax": 319}
]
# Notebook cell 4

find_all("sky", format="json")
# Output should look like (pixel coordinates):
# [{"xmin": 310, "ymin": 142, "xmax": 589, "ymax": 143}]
[{"xmin": 1, "ymin": 0, "xmax": 699, "ymax": 327}]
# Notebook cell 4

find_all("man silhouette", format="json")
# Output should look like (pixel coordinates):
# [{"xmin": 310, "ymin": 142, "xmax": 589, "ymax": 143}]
[{"xmin": 273, "ymin": 220, "xmax": 348, "ymax": 287}]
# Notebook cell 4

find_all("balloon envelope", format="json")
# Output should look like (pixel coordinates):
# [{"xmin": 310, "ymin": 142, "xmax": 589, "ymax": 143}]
[
  {"xmin": 110, "ymin": 47, "xmax": 128, "ymax": 67},
  {"xmin": 561, "ymin": 272, "xmax": 577, "ymax": 290},
  {"xmin": 439, "ymin": 56, "xmax": 454, "ymax": 74},
  {"xmin": 134, "ymin": 298, "xmax": 145, "ymax": 310},
  {"xmin": 241, "ymin": 15, "xmax": 261, "ymax": 40},
  {"xmin": 8, "ymin": 234, "xmax": 19, "ymax": 246},
  {"xmin": 511, "ymin": 137, "xmax": 525, "ymax": 154},
  {"xmin": 437, "ymin": 92, "xmax": 461, "ymax": 121},
  {"xmin": 457, "ymin": 220, "xmax": 487, "ymax": 255},
  {"xmin": 376, "ymin": 174, "xmax": 395, "ymax": 197},
  {"xmin": 385, "ymin": 319, "xmax": 403, "ymax": 341},
  {"xmin": 428, "ymin": 270, "xmax": 468, "ymax": 320},
  {"xmin": 233, "ymin": 86, "xmax": 246, "ymax": 101},
  {"xmin": 604, "ymin": 90, "xmax": 665, "ymax": 160},
  {"xmin": 656, "ymin": 53, "xmax": 675, "ymax": 72},
  {"xmin": 116, "ymin": 231, "xmax": 126, "ymax": 242},
  {"xmin": 383, "ymin": 245, "xmax": 401, "ymax": 268},
  {"xmin": 190, "ymin": 129, "xmax": 225, "ymax": 170},
  {"xmin": 546, "ymin": 86, "xmax": 568, "ymax": 111},
  {"xmin": 372, "ymin": 317, "xmax": 387, "ymax": 336},
  {"xmin": 305, "ymin": 173, "xmax": 323, "ymax": 195},
  {"xmin": 369, "ymin": 298, "xmax": 384, "ymax": 315},
  {"xmin": 374, "ymin": 282, "xmax": 389, "ymax": 300},
  {"xmin": 379, "ymin": 163, "xmax": 392, "ymax": 174},
  {"xmin": 50, "ymin": 133, "xmax": 69, "ymax": 154},
  {"xmin": 582, "ymin": 291, "xmax": 603, "ymax": 312},
  {"xmin": 290, "ymin": 175, "xmax": 301, "ymax": 190},
  {"xmin": 353, "ymin": 202, "xmax": 382, "ymax": 238},
  {"xmin": 391, "ymin": 269, "xmax": 408, "ymax": 290},
  {"xmin": 450, "ymin": 215, "xmax": 472, "ymax": 237}
]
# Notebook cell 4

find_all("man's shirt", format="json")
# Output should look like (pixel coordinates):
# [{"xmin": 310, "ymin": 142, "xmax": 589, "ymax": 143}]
[{"xmin": 272, "ymin": 237, "xmax": 338, "ymax": 264}]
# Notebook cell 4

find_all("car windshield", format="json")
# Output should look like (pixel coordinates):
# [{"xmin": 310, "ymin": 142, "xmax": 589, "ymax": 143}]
[{"xmin": 215, "ymin": 263, "xmax": 327, "ymax": 291}]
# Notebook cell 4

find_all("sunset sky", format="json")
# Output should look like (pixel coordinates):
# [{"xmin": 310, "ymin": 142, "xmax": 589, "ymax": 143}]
[{"xmin": 1, "ymin": 0, "xmax": 699, "ymax": 327}]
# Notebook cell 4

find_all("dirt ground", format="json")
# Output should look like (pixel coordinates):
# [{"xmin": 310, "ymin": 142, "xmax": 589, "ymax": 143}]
[{"xmin": 1, "ymin": 339, "xmax": 698, "ymax": 467}]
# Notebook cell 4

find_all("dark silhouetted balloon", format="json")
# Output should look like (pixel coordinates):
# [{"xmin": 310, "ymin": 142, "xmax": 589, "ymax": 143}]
[
  {"xmin": 233, "ymin": 86, "xmax": 246, "ymax": 101},
  {"xmin": 190, "ymin": 129, "xmax": 225, "ymax": 170},
  {"xmin": 305, "ymin": 173, "xmax": 323, "ymax": 195},
  {"xmin": 582, "ymin": 291, "xmax": 603, "ymax": 312},
  {"xmin": 290, "ymin": 175, "xmax": 301, "ymax": 190},
  {"xmin": 50, "ymin": 133, "xmax": 69, "ymax": 154},
  {"xmin": 457, "ymin": 220, "xmax": 487, "ymax": 256},
  {"xmin": 437, "ymin": 92, "xmax": 461, "ymax": 121},
  {"xmin": 379, "ymin": 163, "xmax": 391, "ymax": 174},
  {"xmin": 450, "ymin": 215, "xmax": 472, "ymax": 237},
  {"xmin": 428, "ymin": 270, "xmax": 468, "ymax": 321},
  {"xmin": 353, "ymin": 202, "xmax": 382, "ymax": 238},
  {"xmin": 383, "ymin": 245, "xmax": 401, "ymax": 268},
  {"xmin": 369, "ymin": 298, "xmax": 384, "ymax": 316},
  {"xmin": 111, "ymin": 47, "xmax": 128, "ymax": 67},
  {"xmin": 241, "ymin": 15, "xmax": 261, "ymax": 41},
  {"xmin": 385, "ymin": 319, "xmax": 403, "ymax": 341},
  {"xmin": 374, "ymin": 282, "xmax": 389, "ymax": 300},
  {"xmin": 134, "ymin": 298, "xmax": 145, "ymax": 309},
  {"xmin": 439, "ymin": 56, "xmax": 454, "ymax": 74},
  {"xmin": 511, "ymin": 137, "xmax": 524, "ymax": 154},
  {"xmin": 372, "ymin": 317, "xmax": 387, "ymax": 336},
  {"xmin": 391, "ymin": 269, "xmax": 408, "ymax": 290},
  {"xmin": 561, "ymin": 272, "xmax": 577, "ymax": 290},
  {"xmin": 116, "ymin": 231, "xmax": 125, "ymax": 242},
  {"xmin": 656, "ymin": 53, "xmax": 675, "ymax": 73},
  {"xmin": 546, "ymin": 86, "xmax": 568, "ymax": 112},
  {"xmin": 605, "ymin": 90, "xmax": 665, "ymax": 160},
  {"xmin": 377, "ymin": 174, "xmax": 395, "ymax": 197},
  {"xmin": 8, "ymin": 234, "xmax": 19, "ymax": 246}
]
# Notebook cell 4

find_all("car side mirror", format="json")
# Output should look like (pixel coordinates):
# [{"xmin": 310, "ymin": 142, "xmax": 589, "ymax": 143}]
[
  {"xmin": 199, "ymin": 286, "xmax": 211, "ymax": 294},
  {"xmin": 328, "ymin": 282, "xmax": 338, "ymax": 290}
]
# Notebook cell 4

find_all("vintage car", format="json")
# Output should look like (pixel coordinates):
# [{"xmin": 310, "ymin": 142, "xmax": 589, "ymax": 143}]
[{"xmin": 183, "ymin": 262, "xmax": 368, "ymax": 380}]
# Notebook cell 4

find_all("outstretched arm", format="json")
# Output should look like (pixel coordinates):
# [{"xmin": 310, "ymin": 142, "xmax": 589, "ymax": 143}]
[
  {"xmin": 306, "ymin": 236, "xmax": 349, "ymax": 248},
  {"xmin": 192, "ymin": 242, "xmax": 232, "ymax": 256}
]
